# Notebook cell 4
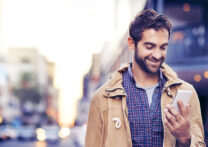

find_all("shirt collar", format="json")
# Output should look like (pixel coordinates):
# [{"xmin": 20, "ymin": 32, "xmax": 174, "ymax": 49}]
[{"xmin": 127, "ymin": 63, "xmax": 166, "ymax": 88}]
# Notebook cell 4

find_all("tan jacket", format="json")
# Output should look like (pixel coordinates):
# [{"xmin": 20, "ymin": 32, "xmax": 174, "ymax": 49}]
[{"xmin": 85, "ymin": 63, "xmax": 205, "ymax": 147}]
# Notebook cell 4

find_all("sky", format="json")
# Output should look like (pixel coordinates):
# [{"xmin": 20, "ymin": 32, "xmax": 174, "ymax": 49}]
[{"xmin": 1, "ymin": 0, "xmax": 116, "ymax": 125}]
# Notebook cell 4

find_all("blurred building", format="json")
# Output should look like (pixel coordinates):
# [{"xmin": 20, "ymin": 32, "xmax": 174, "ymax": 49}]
[
  {"xmin": 5, "ymin": 48, "xmax": 47, "ymax": 89},
  {"xmin": 0, "ymin": 63, "xmax": 20, "ymax": 123},
  {"xmin": 75, "ymin": 54, "xmax": 101, "ymax": 126},
  {"xmin": 0, "ymin": 47, "xmax": 59, "ymax": 126},
  {"xmin": 5, "ymin": 48, "xmax": 47, "ymax": 123},
  {"xmin": 45, "ymin": 61, "xmax": 59, "ymax": 123}
]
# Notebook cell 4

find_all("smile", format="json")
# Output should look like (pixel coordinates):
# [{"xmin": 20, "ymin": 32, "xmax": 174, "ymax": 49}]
[{"xmin": 147, "ymin": 58, "xmax": 161, "ymax": 65}]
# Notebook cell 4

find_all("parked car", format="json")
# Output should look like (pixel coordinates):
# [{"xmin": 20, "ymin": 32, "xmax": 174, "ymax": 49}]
[
  {"xmin": 36, "ymin": 125, "xmax": 60, "ymax": 143},
  {"xmin": 0, "ymin": 125, "xmax": 18, "ymax": 141},
  {"xmin": 17, "ymin": 125, "xmax": 36, "ymax": 141}
]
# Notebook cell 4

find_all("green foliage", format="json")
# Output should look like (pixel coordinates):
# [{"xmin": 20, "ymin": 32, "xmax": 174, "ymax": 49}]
[
  {"xmin": 13, "ymin": 71, "xmax": 42, "ymax": 104},
  {"xmin": 20, "ymin": 72, "xmax": 35, "ymax": 83}
]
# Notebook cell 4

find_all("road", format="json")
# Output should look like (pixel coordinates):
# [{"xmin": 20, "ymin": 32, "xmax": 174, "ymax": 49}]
[
  {"xmin": 0, "ymin": 124, "xmax": 86, "ymax": 147},
  {"xmin": 0, "ymin": 137, "xmax": 82, "ymax": 147}
]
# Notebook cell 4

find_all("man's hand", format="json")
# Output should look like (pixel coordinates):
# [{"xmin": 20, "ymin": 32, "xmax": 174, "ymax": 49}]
[{"xmin": 164, "ymin": 100, "xmax": 191, "ymax": 146}]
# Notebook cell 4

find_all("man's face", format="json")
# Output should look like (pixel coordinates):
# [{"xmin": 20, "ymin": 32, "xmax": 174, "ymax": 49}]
[{"xmin": 134, "ymin": 28, "xmax": 169, "ymax": 74}]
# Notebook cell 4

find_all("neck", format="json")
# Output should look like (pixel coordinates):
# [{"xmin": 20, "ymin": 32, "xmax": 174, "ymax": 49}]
[{"xmin": 131, "ymin": 61, "xmax": 159, "ymax": 88}]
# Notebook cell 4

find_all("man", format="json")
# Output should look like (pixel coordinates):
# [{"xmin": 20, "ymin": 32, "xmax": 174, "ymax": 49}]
[{"xmin": 85, "ymin": 9, "xmax": 205, "ymax": 147}]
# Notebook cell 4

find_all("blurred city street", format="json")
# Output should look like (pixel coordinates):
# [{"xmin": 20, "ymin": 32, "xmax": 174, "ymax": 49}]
[
  {"xmin": 0, "ymin": 0, "xmax": 208, "ymax": 146},
  {"xmin": 0, "ymin": 125, "xmax": 86, "ymax": 147},
  {"xmin": 0, "ymin": 140, "xmax": 69, "ymax": 147},
  {"xmin": 0, "ymin": 137, "xmax": 81, "ymax": 147}
]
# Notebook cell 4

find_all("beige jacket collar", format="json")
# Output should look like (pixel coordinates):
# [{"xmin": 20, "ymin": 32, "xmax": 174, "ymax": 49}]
[{"xmin": 103, "ymin": 63, "xmax": 182, "ymax": 98}]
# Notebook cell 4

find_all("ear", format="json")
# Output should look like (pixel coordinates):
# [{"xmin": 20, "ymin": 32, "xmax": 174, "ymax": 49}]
[{"xmin": 127, "ymin": 37, "xmax": 135, "ymax": 51}]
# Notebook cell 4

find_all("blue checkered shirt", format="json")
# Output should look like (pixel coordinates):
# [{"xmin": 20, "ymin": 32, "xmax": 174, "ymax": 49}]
[{"xmin": 122, "ymin": 65, "xmax": 166, "ymax": 147}]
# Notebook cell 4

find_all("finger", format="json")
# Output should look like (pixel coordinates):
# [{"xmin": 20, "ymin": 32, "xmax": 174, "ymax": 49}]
[
  {"xmin": 185, "ymin": 104, "xmax": 190, "ymax": 118},
  {"xmin": 164, "ymin": 113, "xmax": 174, "ymax": 132},
  {"xmin": 177, "ymin": 100, "xmax": 187, "ymax": 117},
  {"xmin": 165, "ymin": 104, "xmax": 182, "ymax": 122},
  {"xmin": 164, "ymin": 108, "xmax": 177, "ymax": 127}
]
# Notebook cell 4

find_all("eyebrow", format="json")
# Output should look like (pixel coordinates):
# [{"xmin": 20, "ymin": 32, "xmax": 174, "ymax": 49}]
[
  {"xmin": 144, "ymin": 42, "xmax": 155, "ymax": 46},
  {"xmin": 161, "ymin": 43, "xmax": 169, "ymax": 46},
  {"xmin": 144, "ymin": 42, "xmax": 168, "ymax": 46}
]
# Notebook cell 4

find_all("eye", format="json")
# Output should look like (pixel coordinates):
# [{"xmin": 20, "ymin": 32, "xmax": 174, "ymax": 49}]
[
  {"xmin": 160, "ymin": 44, "xmax": 168, "ymax": 50},
  {"xmin": 143, "ymin": 43, "xmax": 155, "ymax": 50},
  {"xmin": 160, "ymin": 46, "xmax": 167, "ymax": 50},
  {"xmin": 146, "ymin": 46, "xmax": 154, "ymax": 50},
  {"xmin": 147, "ymin": 47, "xmax": 152, "ymax": 49},
  {"xmin": 160, "ymin": 47, "xmax": 166, "ymax": 50}
]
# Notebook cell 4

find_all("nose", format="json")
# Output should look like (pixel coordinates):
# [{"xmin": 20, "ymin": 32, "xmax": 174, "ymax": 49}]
[{"xmin": 152, "ymin": 49, "xmax": 162, "ymax": 60}]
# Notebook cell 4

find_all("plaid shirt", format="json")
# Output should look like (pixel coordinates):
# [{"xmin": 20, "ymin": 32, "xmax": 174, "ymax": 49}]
[{"xmin": 122, "ymin": 65, "xmax": 166, "ymax": 147}]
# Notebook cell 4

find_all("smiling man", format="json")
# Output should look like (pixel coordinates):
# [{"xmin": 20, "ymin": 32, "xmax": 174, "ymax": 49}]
[{"xmin": 85, "ymin": 9, "xmax": 205, "ymax": 147}]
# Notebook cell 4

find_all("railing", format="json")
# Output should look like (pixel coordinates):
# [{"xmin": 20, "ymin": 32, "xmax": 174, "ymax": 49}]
[{"xmin": 166, "ymin": 23, "xmax": 208, "ymax": 64}]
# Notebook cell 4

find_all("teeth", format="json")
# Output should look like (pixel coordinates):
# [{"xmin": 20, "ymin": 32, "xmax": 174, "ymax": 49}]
[{"xmin": 148, "ymin": 59, "xmax": 159, "ymax": 63}]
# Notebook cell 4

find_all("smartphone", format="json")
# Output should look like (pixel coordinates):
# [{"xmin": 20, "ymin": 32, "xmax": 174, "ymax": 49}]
[{"xmin": 171, "ymin": 90, "xmax": 192, "ymax": 114}]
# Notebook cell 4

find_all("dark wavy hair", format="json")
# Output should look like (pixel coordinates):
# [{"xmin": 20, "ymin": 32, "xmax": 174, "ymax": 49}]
[{"xmin": 129, "ymin": 9, "xmax": 172, "ymax": 47}]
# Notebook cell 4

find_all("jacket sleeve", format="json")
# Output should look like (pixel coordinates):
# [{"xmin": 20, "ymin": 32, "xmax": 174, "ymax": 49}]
[
  {"xmin": 85, "ymin": 93, "xmax": 103, "ymax": 147},
  {"xmin": 188, "ymin": 87, "xmax": 206, "ymax": 147},
  {"xmin": 173, "ymin": 87, "xmax": 205, "ymax": 147},
  {"xmin": 173, "ymin": 87, "xmax": 206, "ymax": 147}
]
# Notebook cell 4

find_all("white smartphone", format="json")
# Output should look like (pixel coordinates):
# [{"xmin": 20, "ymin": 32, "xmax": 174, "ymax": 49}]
[{"xmin": 171, "ymin": 90, "xmax": 192, "ymax": 114}]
